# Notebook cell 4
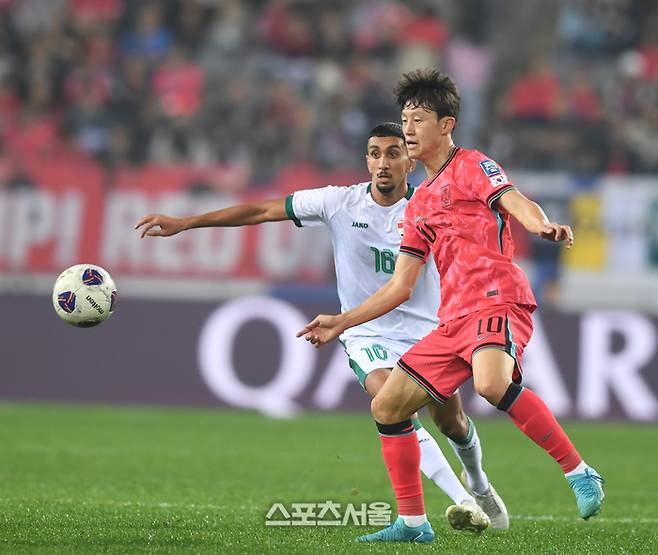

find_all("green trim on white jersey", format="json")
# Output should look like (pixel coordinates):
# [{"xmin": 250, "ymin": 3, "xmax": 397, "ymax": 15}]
[
  {"xmin": 285, "ymin": 194, "xmax": 302, "ymax": 227},
  {"xmin": 365, "ymin": 183, "xmax": 415, "ymax": 200}
]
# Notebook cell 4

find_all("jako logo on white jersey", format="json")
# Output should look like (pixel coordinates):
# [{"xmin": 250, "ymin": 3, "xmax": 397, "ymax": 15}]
[{"xmin": 352, "ymin": 221, "xmax": 369, "ymax": 229}]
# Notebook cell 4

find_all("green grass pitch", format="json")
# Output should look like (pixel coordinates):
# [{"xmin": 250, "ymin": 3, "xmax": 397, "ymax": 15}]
[{"xmin": 1, "ymin": 403, "xmax": 657, "ymax": 554}]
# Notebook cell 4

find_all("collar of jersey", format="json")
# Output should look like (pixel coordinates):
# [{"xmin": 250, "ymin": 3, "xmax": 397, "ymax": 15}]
[
  {"xmin": 366, "ymin": 183, "xmax": 415, "ymax": 202},
  {"xmin": 425, "ymin": 146, "xmax": 460, "ymax": 188}
]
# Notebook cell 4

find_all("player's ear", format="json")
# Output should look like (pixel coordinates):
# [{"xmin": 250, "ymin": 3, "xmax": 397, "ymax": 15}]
[{"xmin": 441, "ymin": 116, "xmax": 456, "ymax": 135}]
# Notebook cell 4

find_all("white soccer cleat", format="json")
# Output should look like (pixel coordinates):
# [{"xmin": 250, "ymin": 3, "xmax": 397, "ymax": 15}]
[
  {"xmin": 445, "ymin": 501, "xmax": 490, "ymax": 533},
  {"xmin": 460, "ymin": 470, "xmax": 509, "ymax": 529}
]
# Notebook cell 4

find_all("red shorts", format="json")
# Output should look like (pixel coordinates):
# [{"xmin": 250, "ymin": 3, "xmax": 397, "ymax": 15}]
[{"xmin": 398, "ymin": 303, "xmax": 534, "ymax": 403}]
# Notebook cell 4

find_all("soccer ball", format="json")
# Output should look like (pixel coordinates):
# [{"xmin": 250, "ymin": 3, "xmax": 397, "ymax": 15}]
[{"xmin": 52, "ymin": 264, "xmax": 117, "ymax": 327}]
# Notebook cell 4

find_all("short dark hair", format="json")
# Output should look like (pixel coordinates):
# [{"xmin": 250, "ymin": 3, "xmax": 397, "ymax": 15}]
[
  {"xmin": 368, "ymin": 122, "xmax": 405, "ymax": 142},
  {"xmin": 394, "ymin": 69, "xmax": 460, "ymax": 119}
]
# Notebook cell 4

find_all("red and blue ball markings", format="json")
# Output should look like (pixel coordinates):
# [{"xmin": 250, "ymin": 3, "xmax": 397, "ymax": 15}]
[
  {"xmin": 57, "ymin": 291, "xmax": 76, "ymax": 313},
  {"xmin": 82, "ymin": 268, "xmax": 104, "ymax": 286}
]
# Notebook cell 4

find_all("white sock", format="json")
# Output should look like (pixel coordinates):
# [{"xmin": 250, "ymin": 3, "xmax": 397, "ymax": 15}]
[
  {"xmin": 416, "ymin": 426, "xmax": 474, "ymax": 505},
  {"xmin": 447, "ymin": 417, "xmax": 490, "ymax": 495},
  {"xmin": 564, "ymin": 460, "xmax": 589, "ymax": 477},
  {"xmin": 400, "ymin": 514, "xmax": 427, "ymax": 527}
]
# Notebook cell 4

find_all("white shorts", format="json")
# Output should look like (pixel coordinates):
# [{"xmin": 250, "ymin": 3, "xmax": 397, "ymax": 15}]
[{"xmin": 340, "ymin": 336, "xmax": 417, "ymax": 389}]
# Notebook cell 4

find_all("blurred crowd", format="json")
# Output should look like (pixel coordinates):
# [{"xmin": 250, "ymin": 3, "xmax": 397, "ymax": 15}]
[
  {"xmin": 0, "ymin": 0, "xmax": 657, "ymax": 190},
  {"xmin": 494, "ymin": 0, "xmax": 658, "ymax": 177}
]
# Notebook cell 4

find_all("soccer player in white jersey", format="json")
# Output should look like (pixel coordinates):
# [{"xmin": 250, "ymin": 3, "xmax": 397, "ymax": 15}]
[{"xmin": 135, "ymin": 123, "xmax": 507, "ymax": 531}]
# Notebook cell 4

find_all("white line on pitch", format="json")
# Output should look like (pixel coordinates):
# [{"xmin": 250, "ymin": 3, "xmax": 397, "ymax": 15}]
[{"xmin": 512, "ymin": 515, "xmax": 658, "ymax": 524}]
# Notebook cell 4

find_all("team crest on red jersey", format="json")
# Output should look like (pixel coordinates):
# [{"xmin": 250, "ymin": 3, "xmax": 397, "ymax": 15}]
[
  {"xmin": 396, "ymin": 218, "xmax": 405, "ymax": 237},
  {"xmin": 441, "ymin": 183, "xmax": 452, "ymax": 209}
]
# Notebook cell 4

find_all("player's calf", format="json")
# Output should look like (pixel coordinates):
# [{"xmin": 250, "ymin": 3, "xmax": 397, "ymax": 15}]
[
  {"xmin": 429, "ymin": 399, "xmax": 496, "ymax": 506},
  {"xmin": 368, "ymin": 370, "xmax": 478, "ymax": 513},
  {"xmin": 375, "ymin": 419, "xmax": 427, "ymax": 526},
  {"xmin": 428, "ymin": 399, "xmax": 469, "ymax": 440},
  {"xmin": 496, "ymin": 382, "xmax": 605, "ymax": 519}
]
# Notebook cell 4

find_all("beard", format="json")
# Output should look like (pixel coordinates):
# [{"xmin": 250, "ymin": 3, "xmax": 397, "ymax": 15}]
[{"xmin": 375, "ymin": 181, "xmax": 398, "ymax": 195}]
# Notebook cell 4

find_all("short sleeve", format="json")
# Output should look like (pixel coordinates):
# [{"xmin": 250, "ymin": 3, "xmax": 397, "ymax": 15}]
[
  {"xmin": 286, "ymin": 186, "xmax": 341, "ymax": 228},
  {"xmin": 470, "ymin": 156, "xmax": 516, "ymax": 209},
  {"xmin": 399, "ymin": 202, "xmax": 429, "ymax": 262}
]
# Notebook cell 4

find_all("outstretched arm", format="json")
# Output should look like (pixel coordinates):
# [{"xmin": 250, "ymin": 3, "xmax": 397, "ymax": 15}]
[
  {"xmin": 498, "ymin": 190, "xmax": 574, "ymax": 247},
  {"xmin": 135, "ymin": 198, "xmax": 288, "ymax": 238},
  {"xmin": 297, "ymin": 254, "xmax": 425, "ymax": 347}
]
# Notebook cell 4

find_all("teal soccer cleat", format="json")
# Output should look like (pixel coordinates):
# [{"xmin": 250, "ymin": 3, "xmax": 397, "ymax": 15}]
[
  {"xmin": 567, "ymin": 467, "xmax": 605, "ymax": 519},
  {"xmin": 356, "ymin": 517, "xmax": 435, "ymax": 543}
]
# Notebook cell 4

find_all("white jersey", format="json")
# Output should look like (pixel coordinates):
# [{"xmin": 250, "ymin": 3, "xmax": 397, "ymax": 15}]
[{"xmin": 286, "ymin": 182, "xmax": 440, "ymax": 342}]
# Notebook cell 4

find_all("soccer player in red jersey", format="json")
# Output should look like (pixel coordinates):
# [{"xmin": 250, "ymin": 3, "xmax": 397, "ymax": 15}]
[{"xmin": 298, "ymin": 69, "xmax": 604, "ymax": 543}]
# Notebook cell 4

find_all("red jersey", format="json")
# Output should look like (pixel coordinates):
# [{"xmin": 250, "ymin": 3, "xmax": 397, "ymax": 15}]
[{"xmin": 400, "ymin": 147, "xmax": 536, "ymax": 323}]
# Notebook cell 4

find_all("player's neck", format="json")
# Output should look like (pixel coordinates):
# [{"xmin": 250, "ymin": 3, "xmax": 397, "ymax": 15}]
[
  {"xmin": 370, "ymin": 183, "xmax": 409, "ymax": 207},
  {"xmin": 424, "ymin": 140, "xmax": 457, "ymax": 178}
]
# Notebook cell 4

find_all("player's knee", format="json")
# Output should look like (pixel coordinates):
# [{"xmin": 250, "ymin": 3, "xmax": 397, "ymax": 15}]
[
  {"xmin": 371, "ymin": 394, "xmax": 400, "ymax": 425},
  {"xmin": 474, "ymin": 378, "xmax": 507, "ymax": 406}
]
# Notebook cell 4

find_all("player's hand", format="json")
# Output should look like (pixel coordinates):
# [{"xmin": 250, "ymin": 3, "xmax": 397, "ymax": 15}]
[
  {"xmin": 296, "ymin": 314, "xmax": 345, "ymax": 347},
  {"xmin": 539, "ymin": 222, "xmax": 574, "ymax": 248},
  {"xmin": 135, "ymin": 214, "xmax": 186, "ymax": 238}
]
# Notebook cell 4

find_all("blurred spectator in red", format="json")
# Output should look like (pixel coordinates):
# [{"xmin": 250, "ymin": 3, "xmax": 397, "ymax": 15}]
[
  {"xmin": 4, "ymin": 77, "xmax": 60, "ymax": 160},
  {"xmin": 152, "ymin": 48, "xmax": 204, "ymax": 119},
  {"xmin": 351, "ymin": 0, "xmax": 411, "ymax": 56},
  {"xmin": 400, "ymin": 5, "xmax": 449, "ymax": 50},
  {"xmin": 505, "ymin": 58, "xmax": 564, "ymax": 121},
  {"xmin": 68, "ymin": 0, "xmax": 122, "ymax": 34},
  {"xmin": 638, "ymin": 26, "xmax": 658, "ymax": 80},
  {"xmin": 564, "ymin": 70, "xmax": 601, "ymax": 121},
  {"xmin": 259, "ymin": 0, "xmax": 315, "ymax": 56},
  {"xmin": 0, "ymin": 79, "xmax": 19, "ymax": 124}
]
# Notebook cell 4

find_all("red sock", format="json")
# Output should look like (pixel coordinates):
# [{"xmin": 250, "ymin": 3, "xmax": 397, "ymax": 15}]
[
  {"xmin": 379, "ymin": 426, "xmax": 425, "ymax": 516},
  {"xmin": 504, "ymin": 386, "xmax": 582, "ymax": 473}
]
